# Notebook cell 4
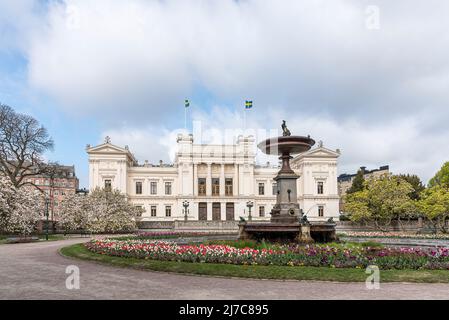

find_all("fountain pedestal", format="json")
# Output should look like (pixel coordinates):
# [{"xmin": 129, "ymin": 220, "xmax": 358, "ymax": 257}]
[{"xmin": 238, "ymin": 130, "xmax": 336, "ymax": 243}]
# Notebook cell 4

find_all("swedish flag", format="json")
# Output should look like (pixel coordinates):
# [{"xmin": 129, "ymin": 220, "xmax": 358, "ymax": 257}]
[
  {"xmin": 245, "ymin": 100, "xmax": 253, "ymax": 109},
  {"xmin": 185, "ymin": 99, "xmax": 190, "ymax": 108}
]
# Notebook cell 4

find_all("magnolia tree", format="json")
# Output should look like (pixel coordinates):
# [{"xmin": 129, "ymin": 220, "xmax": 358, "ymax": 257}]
[
  {"xmin": 0, "ymin": 177, "xmax": 44, "ymax": 236},
  {"xmin": 59, "ymin": 188, "xmax": 143, "ymax": 234},
  {"xmin": 345, "ymin": 176, "xmax": 416, "ymax": 231},
  {"xmin": 58, "ymin": 193, "xmax": 90, "ymax": 233}
]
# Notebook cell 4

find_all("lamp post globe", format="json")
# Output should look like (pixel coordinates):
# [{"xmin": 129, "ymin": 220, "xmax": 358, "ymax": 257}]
[
  {"xmin": 45, "ymin": 198, "xmax": 50, "ymax": 241},
  {"xmin": 182, "ymin": 200, "xmax": 190, "ymax": 221},
  {"xmin": 246, "ymin": 201, "xmax": 254, "ymax": 221}
]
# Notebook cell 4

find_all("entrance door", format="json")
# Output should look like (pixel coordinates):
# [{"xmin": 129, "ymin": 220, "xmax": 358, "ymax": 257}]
[
  {"xmin": 212, "ymin": 203, "xmax": 221, "ymax": 221},
  {"xmin": 226, "ymin": 203, "xmax": 235, "ymax": 221},
  {"xmin": 198, "ymin": 202, "xmax": 207, "ymax": 220}
]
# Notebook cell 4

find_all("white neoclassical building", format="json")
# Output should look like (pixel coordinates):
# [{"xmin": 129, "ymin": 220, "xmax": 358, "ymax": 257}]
[{"xmin": 87, "ymin": 134, "xmax": 341, "ymax": 222}]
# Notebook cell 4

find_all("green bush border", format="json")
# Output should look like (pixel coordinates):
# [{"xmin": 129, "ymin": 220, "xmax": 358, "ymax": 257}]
[{"xmin": 60, "ymin": 244, "xmax": 449, "ymax": 283}]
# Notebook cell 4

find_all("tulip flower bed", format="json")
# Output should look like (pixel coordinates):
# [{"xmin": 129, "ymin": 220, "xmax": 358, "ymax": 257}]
[
  {"xmin": 110, "ymin": 231, "xmax": 238, "ymax": 241},
  {"xmin": 84, "ymin": 239, "xmax": 449, "ymax": 270}
]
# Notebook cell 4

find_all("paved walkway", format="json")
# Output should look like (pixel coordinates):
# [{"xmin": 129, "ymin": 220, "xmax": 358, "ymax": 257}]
[
  {"xmin": 1, "ymin": 239, "xmax": 449, "ymax": 300},
  {"xmin": 341, "ymin": 236, "xmax": 449, "ymax": 248}
]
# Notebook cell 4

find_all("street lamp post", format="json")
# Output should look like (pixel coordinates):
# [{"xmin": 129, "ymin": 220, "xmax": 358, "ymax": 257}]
[
  {"xmin": 45, "ymin": 198, "xmax": 50, "ymax": 241},
  {"xmin": 182, "ymin": 200, "xmax": 189, "ymax": 222},
  {"xmin": 246, "ymin": 201, "xmax": 253, "ymax": 221}
]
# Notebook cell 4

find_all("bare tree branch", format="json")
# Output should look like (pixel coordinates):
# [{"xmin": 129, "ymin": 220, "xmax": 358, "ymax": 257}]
[{"xmin": 0, "ymin": 103, "xmax": 54, "ymax": 188}]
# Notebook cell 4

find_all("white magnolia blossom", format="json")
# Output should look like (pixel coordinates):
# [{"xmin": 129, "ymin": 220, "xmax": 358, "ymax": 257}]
[
  {"xmin": 59, "ymin": 188, "xmax": 142, "ymax": 233},
  {"xmin": 0, "ymin": 177, "xmax": 44, "ymax": 235}
]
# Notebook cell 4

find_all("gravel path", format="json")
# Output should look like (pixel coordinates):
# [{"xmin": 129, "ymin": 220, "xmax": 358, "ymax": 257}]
[{"xmin": 1, "ymin": 239, "xmax": 449, "ymax": 300}]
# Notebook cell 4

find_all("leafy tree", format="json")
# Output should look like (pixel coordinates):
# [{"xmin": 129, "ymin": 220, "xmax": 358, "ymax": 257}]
[
  {"xmin": 396, "ymin": 174, "xmax": 425, "ymax": 200},
  {"xmin": 345, "ymin": 176, "xmax": 416, "ymax": 231},
  {"xmin": 347, "ymin": 169, "xmax": 365, "ymax": 194},
  {"xmin": 418, "ymin": 185, "xmax": 449, "ymax": 233},
  {"xmin": 0, "ymin": 103, "xmax": 54, "ymax": 188},
  {"xmin": 428, "ymin": 161, "xmax": 449, "ymax": 188}
]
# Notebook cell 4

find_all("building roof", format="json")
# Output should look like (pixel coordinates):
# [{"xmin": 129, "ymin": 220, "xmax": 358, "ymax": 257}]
[{"xmin": 338, "ymin": 165, "xmax": 389, "ymax": 182}]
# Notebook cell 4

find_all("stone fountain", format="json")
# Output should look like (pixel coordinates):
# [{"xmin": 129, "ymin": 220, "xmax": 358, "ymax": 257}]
[{"xmin": 238, "ymin": 121, "xmax": 337, "ymax": 243}]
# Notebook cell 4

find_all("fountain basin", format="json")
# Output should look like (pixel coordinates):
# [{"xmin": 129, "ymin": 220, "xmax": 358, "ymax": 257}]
[
  {"xmin": 238, "ymin": 221, "xmax": 338, "ymax": 243},
  {"xmin": 257, "ymin": 136, "xmax": 315, "ymax": 156}
]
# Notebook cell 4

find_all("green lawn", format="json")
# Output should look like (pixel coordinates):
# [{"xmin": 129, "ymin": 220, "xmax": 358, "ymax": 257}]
[{"xmin": 60, "ymin": 243, "xmax": 449, "ymax": 283}]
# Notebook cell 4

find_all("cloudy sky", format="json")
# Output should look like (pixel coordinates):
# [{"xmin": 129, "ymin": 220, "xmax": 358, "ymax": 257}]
[{"xmin": 1, "ymin": 0, "xmax": 449, "ymax": 187}]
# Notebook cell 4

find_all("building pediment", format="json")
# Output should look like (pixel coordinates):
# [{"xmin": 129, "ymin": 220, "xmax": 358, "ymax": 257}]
[
  {"xmin": 87, "ymin": 143, "xmax": 128, "ymax": 154},
  {"xmin": 294, "ymin": 146, "xmax": 340, "ymax": 161},
  {"xmin": 86, "ymin": 143, "xmax": 137, "ymax": 163}
]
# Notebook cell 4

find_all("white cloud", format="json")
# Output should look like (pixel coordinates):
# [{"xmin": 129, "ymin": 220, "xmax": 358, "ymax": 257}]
[
  {"xmin": 23, "ymin": 0, "xmax": 449, "ymax": 123},
  {"xmin": 3, "ymin": 0, "xmax": 449, "ymax": 183},
  {"xmin": 101, "ymin": 106, "xmax": 449, "ymax": 183}
]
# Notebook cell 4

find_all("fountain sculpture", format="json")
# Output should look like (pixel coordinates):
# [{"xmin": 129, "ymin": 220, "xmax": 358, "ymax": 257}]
[{"xmin": 238, "ymin": 121, "xmax": 337, "ymax": 243}]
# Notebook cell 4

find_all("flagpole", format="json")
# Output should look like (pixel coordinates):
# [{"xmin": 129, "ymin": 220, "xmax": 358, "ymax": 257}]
[
  {"xmin": 244, "ymin": 107, "xmax": 247, "ymax": 133},
  {"xmin": 184, "ymin": 105, "xmax": 187, "ymax": 131}
]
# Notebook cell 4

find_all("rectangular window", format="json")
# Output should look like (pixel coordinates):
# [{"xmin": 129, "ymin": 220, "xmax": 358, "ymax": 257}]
[
  {"xmin": 212, "ymin": 202, "xmax": 221, "ymax": 220},
  {"xmin": 150, "ymin": 181, "xmax": 157, "ymax": 195},
  {"xmin": 54, "ymin": 190, "xmax": 59, "ymax": 196},
  {"xmin": 272, "ymin": 182, "xmax": 278, "ymax": 195},
  {"xmin": 165, "ymin": 182, "xmax": 172, "ymax": 195},
  {"xmin": 165, "ymin": 205, "xmax": 171, "ymax": 217},
  {"xmin": 198, "ymin": 178, "xmax": 206, "ymax": 196},
  {"xmin": 226, "ymin": 202, "xmax": 234, "ymax": 221},
  {"xmin": 259, "ymin": 206, "xmax": 265, "ymax": 217},
  {"xmin": 318, "ymin": 205, "xmax": 324, "ymax": 217},
  {"xmin": 136, "ymin": 181, "xmax": 142, "ymax": 194},
  {"xmin": 198, "ymin": 202, "xmax": 207, "ymax": 221},
  {"xmin": 225, "ymin": 178, "xmax": 233, "ymax": 196},
  {"xmin": 151, "ymin": 206, "xmax": 157, "ymax": 217},
  {"xmin": 317, "ymin": 181, "xmax": 324, "ymax": 194},
  {"xmin": 258, "ymin": 183, "xmax": 265, "ymax": 195},
  {"xmin": 104, "ymin": 179, "xmax": 112, "ymax": 191},
  {"xmin": 212, "ymin": 178, "xmax": 220, "ymax": 196}
]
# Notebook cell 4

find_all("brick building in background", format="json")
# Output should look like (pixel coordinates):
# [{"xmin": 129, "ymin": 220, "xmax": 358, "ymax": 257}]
[{"xmin": 26, "ymin": 165, "xmax": 79, "ymax": 220}]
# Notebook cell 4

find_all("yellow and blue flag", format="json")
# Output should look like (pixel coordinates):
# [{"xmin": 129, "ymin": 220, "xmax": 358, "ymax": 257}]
[{"xmin": 245, "ymin": 100, "xmax": 253, "ymax": 109}]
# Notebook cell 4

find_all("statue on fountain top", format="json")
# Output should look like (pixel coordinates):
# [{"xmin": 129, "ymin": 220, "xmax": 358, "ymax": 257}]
[{"xmin": 281, "ymin": 120, "xmax": 291, "ymax": 136}]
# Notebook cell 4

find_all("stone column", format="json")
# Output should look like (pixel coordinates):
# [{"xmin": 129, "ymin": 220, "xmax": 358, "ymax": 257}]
[
  {"xmin": 193, "ymin": 163, "xmax": 198, "ymax": 196},
  {"xmin": 220, "ymin": 202, "xmax": 226, "ymax": 221},
  {"xmin": 220, "ymin": 164, "xmax": 225, "ymax": 196},
  {"xmin": 88, "ymin": 160, "xmax": 94, "ymax": 190},
  {"xmin": 233, "ymin": 163, "xmax": 239, "ymax": 196},
  {"xmin": 206, "ymin": 163, "xmax": 212, "ymax": 196},
  {"xmin": 207, "ymin": 202, "xmax": 212, "ymax": 220},
  {"xmin": 178, "ymin": 162, "xmax": 183, "ymax": 195},
  {"xmin": 239, "ymin": 165, "xmax": 245, "ymax": 195}
]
